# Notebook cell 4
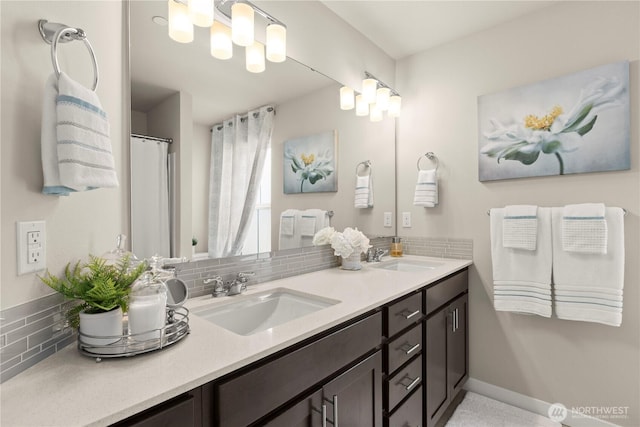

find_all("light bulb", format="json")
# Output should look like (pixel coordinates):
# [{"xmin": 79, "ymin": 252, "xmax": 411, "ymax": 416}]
[
  {"xmin": 246, "ymin": 41, "xmax": 265, "ymax": 73},
  {"xmin": 266, "ymin": 23, "xmax": 287, "ymax": 63},
  {"xmin": 388, "ymin": 95, "xmax": 402, "ymax": 118},
  {"xmin": 362, "ymin": 78, "xmax": 377, "ymax": 104},
  {"xmin": 355, "ymin": 95, "xmax": 369, "ymax": 116},
  {"xmin": 370, "ymin": 103, "xmax": 383, "ymax": 122},
  {"xmin": 232, "ymin": 2, "xmax": 254, "ymax": 47},
  {"xmin": 210, "ymin": 21, "xmax": 233, "ymax": 60},
  {"xmin": 189, "ymin": 0, "xmax": 214, "ymax": 27},
  {"xmin": 376, "ymin": 88, "xmax": 391, "ymax": 111},
  {"xmin": 168, "ymin": 0, "xmax": 193, "ymax": 43},
  {"xmin": 340, "ymin": 86, "xmax": 355, "ymax": 110}
]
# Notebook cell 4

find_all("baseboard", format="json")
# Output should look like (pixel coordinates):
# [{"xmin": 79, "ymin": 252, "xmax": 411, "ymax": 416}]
[{"xmin": 464, "ymin": 378, "xmax": 621, "ymax": 427}]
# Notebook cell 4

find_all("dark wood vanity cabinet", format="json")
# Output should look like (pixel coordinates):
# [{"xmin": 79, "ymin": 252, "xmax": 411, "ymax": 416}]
[{"xmin": 112, "ymin": 267, "xmax": 468, "ymax": 427}]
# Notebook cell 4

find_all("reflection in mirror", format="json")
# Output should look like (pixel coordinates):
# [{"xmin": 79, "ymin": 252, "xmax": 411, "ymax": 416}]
[{"xmin": 130, "ymin": 0, "xmax": 396, "ymax": 261}]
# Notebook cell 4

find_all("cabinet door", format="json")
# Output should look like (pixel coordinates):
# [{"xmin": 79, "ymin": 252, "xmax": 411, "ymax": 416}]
[
  {"xmin": 447, "ymin": 294, "xmax": 468, "ymax": 399},
  {"xmin": 263, "ymin": 390, "xmax": 323, "ymax": 427},
  {"xmin": 425, "ymin": 308, "xmax": 447, "ymax": 427},
  {"xmin": 322, "ymin": 351, "xmax": 383, "ymax": 427},
  {"xmin": 112, "ymin": 389, "xmax": 201, "ymax": 427}
]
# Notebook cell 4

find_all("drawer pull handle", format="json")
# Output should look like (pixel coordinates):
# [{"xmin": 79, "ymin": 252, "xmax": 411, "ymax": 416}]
[
  {"xmin": 400, "ymin": 375, "xmax": 421, "ymax": 391},
  {"xmin": 322, "ymin": 404, "xmax": 327, "ymax": 427},
  {"xmin": 333, "ymin": 395, "xmax": 338, "ymax": 427},
  {"xmin": 402, "ymin": 309, "xmax": 421, "ymax": 320},
  {"xmin": 403, "ymin": 343, "xmax": 421, "ymax": 355}
]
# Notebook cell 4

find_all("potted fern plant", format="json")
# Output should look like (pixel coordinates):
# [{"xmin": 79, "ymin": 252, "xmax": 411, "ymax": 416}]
[{"xmin": 40, "ymin": 255, "xmax": 147, "ymax": 346}]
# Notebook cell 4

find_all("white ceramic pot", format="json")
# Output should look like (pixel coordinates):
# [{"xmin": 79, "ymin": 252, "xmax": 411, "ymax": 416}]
[
  {"xmin": 341, "ymin": 252, "xmax": 362, "ymax": 270},
  {"xmin": 79, "ymin": 307, "xmax": 123, "ymax": 347}
]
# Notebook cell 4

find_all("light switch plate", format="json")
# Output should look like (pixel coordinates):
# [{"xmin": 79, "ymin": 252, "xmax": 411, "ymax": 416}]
[
  {"xmin": 383, "ymin": 212, "xmax": 392, "ymax": 228},
  {"xmin": 402, "ymin": 212, "xmax": 411, "ymax": 228},
  {"xmin": 17, "ymin": 221, "xmax": 46, "ymax": 275}
]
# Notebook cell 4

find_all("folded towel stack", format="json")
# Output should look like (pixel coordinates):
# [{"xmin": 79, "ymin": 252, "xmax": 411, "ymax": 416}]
[
  {"xmin": 42, "ymin": 72, "xmax": 118, "ymax": 195},
  {"xmin": 561, "ymin": 203, "xmax": 608, "ymax": 254},
  {"xmin": 490, "ymin": 208, "xmax": 552, "ymax": 317},
  {"xmin": 502, "ymin": 205, "xmax": 538, "ymax": 250},
  {"xmin": 552, "ymin": 206, "xmax": 625, "ymax": 327},
  {"xmin": 354, "ymin": 175, "xmax": 373, "ymax": 208},
  {"xmin": 413, "ymin": 169, "xmax": 438, "ymax": 207}
]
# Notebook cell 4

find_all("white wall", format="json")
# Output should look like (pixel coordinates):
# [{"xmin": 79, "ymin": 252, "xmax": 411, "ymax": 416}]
[
  {"xmin": 1, "ymin": 1, "xmax": 127, "ymax": 309},
  {"xmin": 396, "ymin": 2, "xmax": 639, "ymax": 424},
  {"xmin": 191, "ymin": 122, "xmax": 210, "ymax": 253},
  {"xmin": 272, "ymin": 82, "xmax": 396, "ymax": 249}
]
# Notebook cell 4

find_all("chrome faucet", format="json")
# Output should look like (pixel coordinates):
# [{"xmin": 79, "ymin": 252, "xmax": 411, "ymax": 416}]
[
  {"xmin": 367, "ymin": 248, "xmax": 388, "ymax": 262},
  {"xmin": 204, "ymin": 275, "xmax": 226, "ymax": 297},
  {"xmin": 227, "ymin": 272, "xmax": 255, "ymax": 296}
]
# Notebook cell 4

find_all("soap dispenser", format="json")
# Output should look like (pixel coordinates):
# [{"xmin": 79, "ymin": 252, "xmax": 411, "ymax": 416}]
[
  {"xmin": 390, "ymin": 237, "xmax": 403, "ymax": 257},
  {"xmin": 128, "ymin": 256, "xmax": 168, "ymax": 341}
]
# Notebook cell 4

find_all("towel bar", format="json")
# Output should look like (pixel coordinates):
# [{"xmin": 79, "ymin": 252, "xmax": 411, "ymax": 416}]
[
  {"xmin": 487, "ymin": 208, "xmax": 627, "ymax": 216},
  {"xmin": 38, "ymin": 19, "xmax": 99, "ymax": 91},
  {"xmin": 356, "ymin": 160, "xmax": 372, "ymax": 176},
  {"xmin": 417, "ymin": 152, "xmax": 439, "ymax": 171}
]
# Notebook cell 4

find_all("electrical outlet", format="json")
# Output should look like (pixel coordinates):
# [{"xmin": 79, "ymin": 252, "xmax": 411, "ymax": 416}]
[
  {"xmin": 402, "ymin": 212, "xmax": 412, "ymax": 228},
  {"xmin": 383, "ymin": 212, "xmax": 392, "ymax": 228},
  {"xmin": 17, "ymin": 221, "xmax": 46, "ymax": 275}
]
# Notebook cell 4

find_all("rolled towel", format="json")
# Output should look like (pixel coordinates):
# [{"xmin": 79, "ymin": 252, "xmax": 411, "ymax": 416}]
[
  {"xmin": 562, "ymin": 203, "xmax": 607, "ymax": 254},
  {"xmin": 354, "ymin": 175, "xmax": 373, "ymax": 208},
  {"xmin": 503, "ymin": 205, "xmax": 538, "ymax": 250},
  {"xmin": 413, "ymin": 169, "xmax": 438, "ymax": 207},
  {"xmin": 55, "ymin": 72, "xmax": 118, "ymax": 192}
]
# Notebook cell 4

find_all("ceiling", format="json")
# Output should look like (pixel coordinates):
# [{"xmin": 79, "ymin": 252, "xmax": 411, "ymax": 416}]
[{"xmin": 322, "ymin": 1, "xmax": 558, "ymax": 60}]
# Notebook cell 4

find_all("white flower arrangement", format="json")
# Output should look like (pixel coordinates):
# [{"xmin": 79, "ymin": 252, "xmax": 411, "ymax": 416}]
[{"xmin": 313, "ymin": 226, "xmax": 371, "ymax": 258}]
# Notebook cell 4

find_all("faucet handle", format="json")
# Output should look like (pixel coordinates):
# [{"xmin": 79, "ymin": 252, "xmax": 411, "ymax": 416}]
[{"xmin": 237, "ymin": 272, "xmax": 255, "ymax": 283}]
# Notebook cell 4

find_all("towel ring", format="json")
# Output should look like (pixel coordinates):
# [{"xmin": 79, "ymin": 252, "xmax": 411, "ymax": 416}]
[
  {"xmin": 356, "ymin": 160, "xmax": 372, "ymax": 177},
  {"xmin": 417, "ymin": 152, "xmax": 439, "ymax": 171},
  {"xmin": 38, "ymin": 19, "xmax": 99, "ymax": 91}
]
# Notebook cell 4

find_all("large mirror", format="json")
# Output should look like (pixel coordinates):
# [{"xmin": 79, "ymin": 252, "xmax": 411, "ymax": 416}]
[{"xmin": 130, "ymin": 0, "xmax": 396, "ymax": 261}]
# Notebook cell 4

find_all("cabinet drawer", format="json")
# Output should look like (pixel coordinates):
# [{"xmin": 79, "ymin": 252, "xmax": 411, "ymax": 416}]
[
  {"xmin": 113, "ymin": 393, "xmax": 197, "ymax": 427},
  {"xmin": 387, "ymin": 386, "xmax": 422, "ymax": 427},
  {"xmin": 387, "ymin": 355, "xmax": 422, "ymax": 412},
  {"xmin": 215, "ymin": 312, "xmax": 381, "ymax": 427},
  {"xmin": 387, "ymin": 323, "xmax": 422, "ymax": 375},
  {"xmin": 425, "ymin": 269, "xmax": 468, "ymax": 315},
  {"xmin": 386, "ymin": 292, "xmax": 423, "ymax": 338}
]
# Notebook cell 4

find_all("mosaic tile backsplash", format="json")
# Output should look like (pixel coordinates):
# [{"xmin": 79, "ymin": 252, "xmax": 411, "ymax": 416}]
[{"xmin": 0, "ymin": 235, "xmax": 471, "ymax": 383}]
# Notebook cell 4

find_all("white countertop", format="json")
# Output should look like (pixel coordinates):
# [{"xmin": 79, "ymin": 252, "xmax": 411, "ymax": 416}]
[{"xmin": 0, "ymin": 255, "xmax": 471, "ymax": 427}]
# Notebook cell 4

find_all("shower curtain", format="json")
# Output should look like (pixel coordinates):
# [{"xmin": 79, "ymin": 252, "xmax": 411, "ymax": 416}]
[
  {"xmin": 208, "ymin": 105, "xmax": 274, "ymax": 258},
  {"xmin": 130, "ymin": 136, "xmax": 171, "ymax": 259}
]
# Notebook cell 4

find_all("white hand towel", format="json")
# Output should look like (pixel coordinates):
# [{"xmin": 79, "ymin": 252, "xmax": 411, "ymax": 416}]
[
  {"xmin": 561, "ymin": 203, "xmax": 607, "ymax": 254},
  {"xmin": 355, "ymin": 175, "xmax": 373, "ymax": 208},
  {"xmin": 55, "ymin": 72, "xmax": 118, "ymax": 192},
  {"xmin": 552, "ymin": 207, "xmax": 625, "ymax": 326},
  {"xmin": 413, "ymin": 169, "xmax": 438, "ymax": 207},
  {"xmin": 41, "ymin": 74, "xmax": 71, "ymax": 195},
  {"xmin": 490, "ymin": 208, "xmax": 552, "ymax": 317},
  {"xmin": 299, "ymin": 215, "xmax": 317, "ymax": 237},
  {"xmin": 503, "ymin": 205, "xmax": 538, "ymax": 250},
  {"xmin": 280, "ymin": 214, "xmax": 295, "ymax": 236},
  {"xmin": 278, "ymin": 209, "xmax": 299, "ymax": 250}
]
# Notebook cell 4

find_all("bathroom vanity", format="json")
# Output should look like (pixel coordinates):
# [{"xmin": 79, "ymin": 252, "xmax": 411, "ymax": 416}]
[{"xmin": 0, "ymin": 256, "xmax": 470, "ymax": 427}]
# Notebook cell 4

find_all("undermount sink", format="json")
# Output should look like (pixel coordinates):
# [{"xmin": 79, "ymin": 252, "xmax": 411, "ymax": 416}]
[
  {"xmin": 373, "ymin": 259, "xmax": 444, "ymax": 272},
  {"xmin": 192, "ymin": 288, "xmax": 340, "ymax": 336}
]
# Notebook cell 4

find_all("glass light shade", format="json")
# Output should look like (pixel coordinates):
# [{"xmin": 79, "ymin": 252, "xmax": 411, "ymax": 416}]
[
  {"xmin": 370, "ymin": 104, "xmax": 383, "ymax": 122},
  {"xmin": 232, "ymin": 2, "xmax": 254, "ymax": 47},
  {"xmin": 340, "ymin": 86, "xmax": 355, "ymax": 110},
  {"xmin": 388, "ymin": 95, "xmax": 402, "ymax": 118},
  {"xmin": 362, "ymin": 78, "xmax": 378, "ymax": 104},
  {"xmin": 355, "ymin": 95, "xmax": 369, "ymax": 116},
  {"xmin": 266, "ymin": 24, "xmax": 287, "ymax": 63},
  {"xmin": 246, "ymin": 41, "xmax": 265, "ymax": 73},
  {"xmin": 168, "ymin": 0, "xmax": 193, "ymax": 43},
  {"xmin": 210, "ymin": 21, "xmax": 233, "ymax": 60},
  {"xmin": 189, "ymin": 0, "xmax": 214, "ymax": 27},
  {"xmin": 376, "ymin": 88, "xmax": 391, "ymax": 111}
]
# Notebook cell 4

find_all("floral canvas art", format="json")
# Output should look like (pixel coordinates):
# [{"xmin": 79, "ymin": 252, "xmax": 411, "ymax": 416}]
[
  {"xmin": 284, "ymin": 130, "xmax": 337, "ymax": 193},
  {"xmin": 478, "ymin": 61, "xmax": 630, "ymax": 181}
]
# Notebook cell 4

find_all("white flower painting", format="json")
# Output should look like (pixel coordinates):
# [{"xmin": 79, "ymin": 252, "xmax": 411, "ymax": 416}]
[
  {"xmin": 284, "ymin": 130, "xmax": 337, "ymax": 193},
  {"xmin": 478, "ymin": 61, "xmax": 630, "ymax": 181}
]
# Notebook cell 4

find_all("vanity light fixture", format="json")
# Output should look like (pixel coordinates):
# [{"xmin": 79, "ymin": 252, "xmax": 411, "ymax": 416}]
[
  {"xmin": 340, "ymin": 71, "xmax": 401, "ymax": 121},
  {"xmin": 340, "ymin": 86, "xmax": 355, "ymax": 110},
  {"xmin": 166, "ymin": 0, "xmax": 287, "ymax": 72}
]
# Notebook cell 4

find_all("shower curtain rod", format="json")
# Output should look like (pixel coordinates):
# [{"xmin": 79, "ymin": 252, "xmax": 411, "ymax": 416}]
[
  {"xmin": 211, "ymin": 107, "xmax": 276, "ymax": 131},
  {"xmin": 131, "ymin": 133, "xmax": 173, "ymax": 144}
]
